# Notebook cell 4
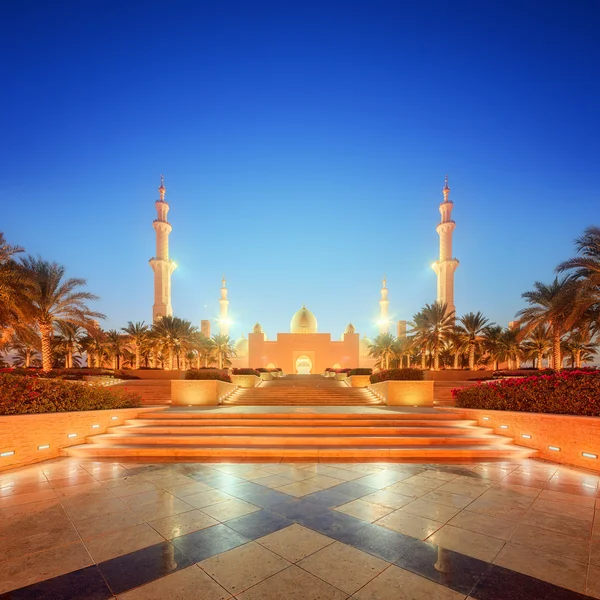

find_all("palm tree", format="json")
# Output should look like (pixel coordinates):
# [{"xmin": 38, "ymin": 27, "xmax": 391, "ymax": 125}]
[
  {"xmin": 122, "ymin": 321, "xmax": 149, "ymax": 370},
  {"xmin": 211, "ymin": 334, "xmax": 236, "ymax": 369},
  {"xmin": 105, "ymin": 329, "xmax": 126, "ymax": 370},
  {"xmin": 80, "ymin": 327, "xmax": 105, "ymax": 368},
  {"xmin": 482, "ymin": 325, "xmax": 503, "ymax": 371},
  {"xmin": 564, "ymin": 328, "xmax": 598, "ymax": 368},
  {"xmin": 517, "ymin": 277, "xmax": 582, "ymax": 370},
  {"xmin": 151, "ymin": 316, "xmax": 198, "ymax": 370},
  {"xmin": 458, "ymin": 312, "xmax": 492, "ymax": 370},
  {"xmin": 54, "ymin": 322, "xmax": 83, "ymax": 369},
  {"xmin": 446, "ymin": 329, "xmax": 466, "ymax": 369},
  {"xmin": 20, "ymin": 257, "xmax": 104, "ymax": 372},
  {"xmin": 523, "ymin": 325, "xmax": 551, "ymax": 370},
  {"xmin": 410, "ymin": 302, "xmax": 455, "ymax": 370},
  {"xmin": 8, "ymin": 327, "xmax": 40, "ymax": 368},
  {"xmin": 499, "ymin": 327, "xmax": 525, "ymax": 370},
  {"xmin": 557, "ymin": 226, "xmax": 600, "ymax": 288},
  {"xmin": 368, "ymin": 333, "xmax": 396, "ymax": 370},
  {"xmin": 0, "ymin": 233, "xmax": 31, "ymax": 342}
]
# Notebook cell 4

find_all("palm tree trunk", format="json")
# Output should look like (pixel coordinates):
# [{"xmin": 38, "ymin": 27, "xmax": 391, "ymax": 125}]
[
  {"xmin": 406, "ymin": 354, "xmax": 411, "ymax": 368},
  {"xmin": 135, "ymin": 345, "xmax": 140, "ymax": 370},
  {"xmin": 25, "ymin": 348, "xmax": 31, "ymax": 368},
  {"xmin": 433, "ymin": 343, "xmax": 439, "ymax": 371},
  {"xmin": 469, "ymin": 343, "xmax": 475, "ymax": 370},
  {"xmin": 67, "ymin": 348, "xmax": 73, "ymax": 369},
  {"xmin": 575, "ymin": 350, "xmax": 582, "ymax": 369},
  {"xmin": 39, "ymin": 323, "xmax": 53, "ymax": 372},
  {"xmin": 537, "ymin": 350, "xmax": 544, "ymax": 370},
  {"xmin": 420, "ymin": 349, "xmax": 426, "ymax": 370},
  {"xmin": 453, "ymin": 352, "xmax": 459, "ymax": 369},
  {"xmin": 552, "ymin": 330, "xmax": 562, "ymax": 371},
  {"xmin": 169, "ymin": 350, "xmax": 174, "ymax": 370}
]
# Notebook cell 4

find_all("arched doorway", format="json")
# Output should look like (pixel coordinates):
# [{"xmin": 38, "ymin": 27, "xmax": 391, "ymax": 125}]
[{"xmin": 295, "ymin": 355, "xmax": 313, "ymax": 374}]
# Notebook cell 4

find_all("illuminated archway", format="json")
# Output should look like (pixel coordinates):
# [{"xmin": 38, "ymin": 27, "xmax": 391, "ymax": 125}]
[{"xmin": 295, "ymin": 355, "xmax": 313, "ymax": 374}]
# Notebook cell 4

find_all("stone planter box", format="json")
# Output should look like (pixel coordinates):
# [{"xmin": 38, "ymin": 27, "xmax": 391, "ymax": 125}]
[
  {"xmin": 368, "ymin": 380, "xmax": 434, "ymax": 406},
  {"xmin": 441, "ymin": 407, "xmax": 600, "ymax": 472},
  {"xmin": 0, "ymin": 406, "xmax": 165, "ymax": 471},
  {"xmin": 259, "ymin": 372, "xmax": 273, "ymax": 381},
  {"xmin": 334, "ymin": 373, "xmax": 348, "ymax": 381},
  {"xmin": 346, "ymin": 375, "xmax": 371, "ymax": 388},
  {"xmin": 231, "ymin": 374, "xmax": 261, "ymax": 388},
  {"xmin": 171, "ymin": 380, "xmax": 238, "ymax": 406}
]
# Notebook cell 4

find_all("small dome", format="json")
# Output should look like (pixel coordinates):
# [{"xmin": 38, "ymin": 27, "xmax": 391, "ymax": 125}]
[
  {"xmin": 252, "ymin": 323, "xmax": 263, "ymax": 334},
  {"xmin": 360, "ymin": 335, "xmax": 372, "ymax": 357},
  {"xmin": 290, "ymin": 305, "xmax": 318, "ymax": 334},
  {"xmin": 234, "ymin": 336, "xmax": 248, "ymax": 357},
  {"xmin": 345, "ymin": 323, "xmax": 356, "ymax": 334}
]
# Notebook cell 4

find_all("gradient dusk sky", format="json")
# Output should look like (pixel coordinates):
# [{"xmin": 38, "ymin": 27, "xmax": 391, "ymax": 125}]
[{"xmin": 4, "ymin": 1, "xmax": 599, "ymax": 340}]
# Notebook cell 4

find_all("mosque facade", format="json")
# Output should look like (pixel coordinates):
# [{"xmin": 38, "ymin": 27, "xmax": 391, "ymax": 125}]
[{"xmin": 150, "ymin": 177, "xmax": 458, "ymax": 372}]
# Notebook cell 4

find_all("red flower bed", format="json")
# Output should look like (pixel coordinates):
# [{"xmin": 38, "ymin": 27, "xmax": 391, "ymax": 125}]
[
  {"xmin": 0, "ymin": 374, "xmax": 141, "ymax": 415},
  {"xmin": 453, "ymin": 370, "xmax": 600, "ymax": 416}
]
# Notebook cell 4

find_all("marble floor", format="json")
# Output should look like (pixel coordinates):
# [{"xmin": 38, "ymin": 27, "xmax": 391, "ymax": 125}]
[{"xmin": 0, "ymin": 457, "xmax": 599, "ymax": 599}]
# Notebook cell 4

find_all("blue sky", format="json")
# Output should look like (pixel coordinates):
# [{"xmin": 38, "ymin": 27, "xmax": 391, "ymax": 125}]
[{"xmin": 4, "ymin": 1, "xmax": 599, "ymax": 340}]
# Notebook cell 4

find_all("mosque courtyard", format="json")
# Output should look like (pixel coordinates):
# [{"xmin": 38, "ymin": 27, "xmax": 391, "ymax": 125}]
[{"xmin": 1, "ymin": 453, "xmax": 599, "ymax": 599}]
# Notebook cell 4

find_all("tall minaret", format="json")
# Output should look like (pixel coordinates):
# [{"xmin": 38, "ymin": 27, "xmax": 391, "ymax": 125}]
[
  {"xmin": 149, "ymin": 175, "xmax": 176, "ymax": 321},
  {"xmin": 379, "ymin": 276, "xmax": 390, "ymax": 334},
  {"xmin": 432, "ymin": 176, "xmax": 459, "ymax": 317},
  {"xmin": 219, "ymin": 276, "xmax": 229, "ymax": 336}
]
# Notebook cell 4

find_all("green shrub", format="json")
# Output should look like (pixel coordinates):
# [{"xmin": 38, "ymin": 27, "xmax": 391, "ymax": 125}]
[
  {"xmin": 453, "ymin": 370, "xmax": 600, "ymax": 416},
  {"xmin": 0, "ymin": 374, "xmax": 141, "ymax": 415},
  {"xmin": 185, "ymin": 369, "xmax": 232, "ymax": 383},
  {"xmin": 232, "ymin": 368, "xmax": 260, "ymax": 377},
  {"xmin": 370, "ymin": 368, "xmax": 424, "ymax": 384},
  {"xmin": 348, "ymin": 368, "xmax": 372, "ymax": 376}
]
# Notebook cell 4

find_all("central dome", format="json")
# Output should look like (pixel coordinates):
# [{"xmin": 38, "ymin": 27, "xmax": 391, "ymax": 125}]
[{"xmin": 290, "ymin": 305, "xmax": 318, "ymax": 334}]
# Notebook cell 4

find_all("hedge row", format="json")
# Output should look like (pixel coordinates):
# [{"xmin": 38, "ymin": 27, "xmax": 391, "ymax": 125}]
[
  {"xmin": 370, "ymin": 368, "xmax": 424, "ymax": 383},
  {"xmin": 0, "ymin": 374, "xmax": 141, "ymax": 415},
  {"xmin": 185, "ymin": 369, "xmax": 232, "ymax": 383},
  {"xmin": 232, "ymin": 368, "xmax": 261, "ymax": 376},
  {"xmin": 453, "ymin": 370, "xmax": 600, "ymax": 416},
  {"xmin": 348, "ymin": 368, "xmax": 372, "ymax": 376}
]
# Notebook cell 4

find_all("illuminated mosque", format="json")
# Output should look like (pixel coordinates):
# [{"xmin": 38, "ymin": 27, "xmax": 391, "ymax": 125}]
[{"xmin": 149, "ymin": 176, "xmax": 458, "ymax": 373}]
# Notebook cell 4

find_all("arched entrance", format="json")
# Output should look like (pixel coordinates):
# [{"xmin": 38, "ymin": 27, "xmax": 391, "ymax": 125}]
[{"xmin": 295, "ymin": 355, "xmax": 313, "ymax": 374}]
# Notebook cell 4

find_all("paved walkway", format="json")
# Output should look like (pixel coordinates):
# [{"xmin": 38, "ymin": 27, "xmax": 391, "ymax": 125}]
[{"xmin": 0, "ymin": 457, "xmax": 599, "ymax": 599}]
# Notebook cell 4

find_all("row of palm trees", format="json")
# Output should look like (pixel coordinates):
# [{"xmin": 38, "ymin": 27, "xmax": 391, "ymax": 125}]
[
  {"xmin": 2, "ymin": 225, "xmax": 599, "ymax": 372},
  {"xmin": 0, "ymin": 233, "xmax": 237, "ymax": 371},
  {"xmin": 368, "ymin": 226, "xmax": 600, "ymax": 371}
]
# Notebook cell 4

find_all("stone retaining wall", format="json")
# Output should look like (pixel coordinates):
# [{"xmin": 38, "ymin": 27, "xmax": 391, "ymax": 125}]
[
  {"xmin": 0, "ymin": 407, "xmax": 165, "ymax": 471},
  {"xmin": 442, "ymin": 407, "xmax": 600, "ymax": 471}
]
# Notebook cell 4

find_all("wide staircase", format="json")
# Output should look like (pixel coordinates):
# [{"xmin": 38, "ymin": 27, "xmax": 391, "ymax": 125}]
[{"xmin": 223, "ymin": 374, "xmax": 382, "ymax": 406}]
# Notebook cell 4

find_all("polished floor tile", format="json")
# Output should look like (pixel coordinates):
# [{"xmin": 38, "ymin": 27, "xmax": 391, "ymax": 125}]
[
  {"xmin": 400, "ymin": 498, "xmax": 462, "ymax": 522},
  {"xmin": 335, "ymin": 522, "xmax": 413, "ymax": 562},
  {"xmin": 149, "ymin": 508, "xmax": 218, "ymax": 539},
  {"xmin": 199, "ymin": 541, "xmax": 290, "ymax": 594},
  {"xmin": 117, "ymin": 564, "xmax": 230, "ymax": 600},
  {"xmin": 493, "ymin": 542, "xmax": 588, "ymax": 593},
  {"xmin": 256, "ymin": 524, "xmax": 335, "ymax": 562},
  {"xmin": 98, "ymin": 541, "xmax": 192, "ymax": 595},
  {"xmin": 334, "ymin": 499, "xmax": 395, "ymax": 522},
  {"xmin": 0, "ymin": 565, "xmax": 112, "ymax": 600},
  {"xmin": 297, "ymin": 541, "xmax": 388, "ymax": 595},
  {"xmin": 376, "ymin": 508, "xmax": 444, "ymax": 540},
  {"xmin": 171, "ymin": 523, "xmax": 249, "ymax": 563},
  {"xmin": 0, "ymin": 542, "xmax": 93, "ymax": 594},
  {"xmin": 353, "ymin": 563, "xmax": 465, "ymax": 600},
  {"xmin": 225, "ymin": 508, "xmax": 292, "ymax": 539},
  {"xmin": 427, "ymin": 524, "xmax": 505, "ymax": 562},
  {"xmin": 200, "ymin": 498, "xmax": 261, "ymax": 521},
  {"xmin": 236, "ymin": 564, "xmax": 348, "ymax": 600},
  {"xmin": 447, "ymin": 509, "xmax": 517, "ymax": 541}
]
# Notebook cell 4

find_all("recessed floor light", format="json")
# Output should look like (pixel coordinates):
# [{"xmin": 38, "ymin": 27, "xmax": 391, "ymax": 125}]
[
  {"xmin": 0, "ymin": 451, "xmax": 15, "ymax": 457},
  {"xmin": 67, "ymin": 433, "xmax": 78, "ymax": 438},
  {"xmin": 38, "ymin": 445, "xmax": 50, "ymax": 450},
  {"xmin": 548, "ymin": 446, "xmax": 561, "ymax": 451},
  {"xmin": 521, "ymin": 434, "xmax": 532, "ymax": 439},
  {"xmin": 582, "ymin": 452, "xmax": 598, "ymax": 459}
]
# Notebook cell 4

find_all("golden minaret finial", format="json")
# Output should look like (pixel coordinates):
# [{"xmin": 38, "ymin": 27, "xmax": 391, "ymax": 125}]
[
  {"xmin": 159, "ymin": 174, "xmax": 166, "ymax": 201},
  {"xmin": 443, "ymin": 175, "xmax": 450, "ymax": 201}
]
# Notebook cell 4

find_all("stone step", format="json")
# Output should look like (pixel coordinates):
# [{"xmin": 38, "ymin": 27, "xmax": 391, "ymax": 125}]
[
  {"xmin": 128, "ymin": 418, "xmax": 478, "ymax": 427},
  {"xmin": 88, "ymin": 433, "xmax": 510, "ymax": 447},
  {"xmin": 111, "ymin": 425, "xmax": 488, "ymax": 436},
  {"xmin": 134, "ymin": 412, "xmax": 465, "ymax": 421},
  {"xmin": 63, "ymin": 444, "xmax": 536, "ymax": 459}
]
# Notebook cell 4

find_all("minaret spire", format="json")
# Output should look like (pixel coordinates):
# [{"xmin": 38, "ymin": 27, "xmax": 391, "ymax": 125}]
[
  {"xmin": 219, "ymin": 276, "xmax": 230, "ymax": 335},
  {"xmin": 149, "ymin": 175, "xmax": 176, "ymax": 321},
  {"xmin": 432, "ymin": 176, "xmax": 459, "ymax": 318},
  {"xmin": 379, "ymin": 276, "xmax": 390, "ymax": 334}
]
